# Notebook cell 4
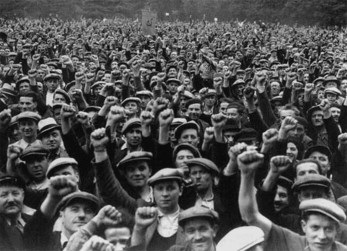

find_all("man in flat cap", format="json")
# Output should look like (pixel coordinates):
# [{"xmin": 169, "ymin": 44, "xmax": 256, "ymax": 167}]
[
  {"xmin": 24, "ymin": 175, "xmax": 121, "ymax": 251},
  {"xmin": 0, "ymin": 175, "xmax": 31, "ymax": 251},
  {"xmin": 238, "ymin": 150, "xmax": 347, "ymax": 251}
]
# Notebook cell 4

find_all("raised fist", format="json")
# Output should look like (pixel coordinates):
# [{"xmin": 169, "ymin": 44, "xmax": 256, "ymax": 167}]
[
  {"xmin": 304, "ymin": 83, "xmax": 314, "ymax": 93},
  {"xmin": 7, "ymin": 145, "xmax": 23, "ymax": 161},
  {"xmin": 93, "ymin": 205, "xmax": 122, "ymax": 228},
  {"xmin": 319, "ymin": 99, "xmax": 330, "ymax": 112},
  {"xmin": 80, "ymin": 236, "xmax": 113, "ymax": 251},
  {"xmin": 48, "ymin": 175, "xmax": 78, "ymax": 199},
  {"xmin": 237, "ymin": 150, "xmax": 264, "ymax": 174},
  {"xmin": 90, "ymin": 128, "xmax": 109, "ymax": 152},
  {"xmin": 107, "ymin": 105, "xmax": 126, "ymax": 124},
  {"xmin": 103, "ymin": 96, "xmax": 118, "ymax": 107},
  {"xmin": 0, "ymin": 109, "xmax": 11, "ymax": 131},
  {"xmin": 243, "ymin": 86, "xmax": 256, "ymax": 100},
  {"xmin": 338, "ymin": 133, "xmax": 347, "ymax": 145},
  {"xmin": 211, "ymin": 113, "xmax": 227, "ymax": 129},
  {"xmin": 76, "ymin": 111, "xmax": 89, "ymax": 125},
  {"xmin": 140, "ymin": 110, "xmax": 154, "ymax": 127},
  {"xmin": 204, "ymin": 127, "xmax": 214, "ymax": 142},
  {"xmin": 60, "ymin": 104, "xmax": 76, "ymax": 119},
  {"xmin": 28, "ymin": 69, "xmax": 37, "ymax": 79},
  {"xmin": 280, "ymin": 117, "xmax": 297, "ymax": 133},
  {"xmin": 269, "ymin": 155, "xmax": 291, "ymax": 175},
  {"xmin": 262, "ymin": 128, "xmax": 279, "ymax": 146},
  {"xmin": 135, "ymin": 207, "xmax": 158, "ymax": 230},
  {"xmin": 159, "ymin": 109, "xmax": 174, "ymax": 127},
  {"xmin": 75, "ymin": 71, "xmax": 85, "ymax": 82},
  {"xmin": 228, "ymin": 142, "xmax": 248, "ymax": 161}
]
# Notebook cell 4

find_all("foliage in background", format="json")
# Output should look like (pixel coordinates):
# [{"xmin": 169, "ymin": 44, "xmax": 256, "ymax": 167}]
[{"xmin": 0, "ymin": 0, "xmax": 346, "ymax": 26}]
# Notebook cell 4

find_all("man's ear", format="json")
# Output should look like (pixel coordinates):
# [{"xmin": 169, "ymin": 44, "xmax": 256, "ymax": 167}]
[
  {"xmin": 301, "ymin": 219, "xmax": 307, "ymax": 234},
  {"xmin": 212, "ymin": 224, "xmax": 219, "ymax": 238}
]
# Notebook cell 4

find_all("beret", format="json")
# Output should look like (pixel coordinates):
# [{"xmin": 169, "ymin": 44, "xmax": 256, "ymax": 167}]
[
  {"xmin": 20, "ymin": 145, "xmax": 49, "ymax": 161},
  {"xmin": 118, "ymin": 151, "xmax": 152, "ymax": 169},
  {"xmin": 174, "ymin": 121, "xmax": 200, "ymax": 140},
  {"xmin": 44, "ymin": 73, "xmax": 61, "ymax": 82},
  {"xmin": 185, "ymin": 158, "xmax": 219, "ymax": 175},
  {"xmin": 121, "ymin": 97, "xmax": 141, "ymax": 107},
  {"xmin": 179, "ymin": 206, "xmax": 219, "ymax": 227},
  {"xmin": 17, "ymin": 111, "xmax": 41, "ymax": 122},
  {"xmin": 217, "ymin": 226, "xmax": 264, "ymax": 251},
  {"xmin": 304, "ymin": 145, "xmax": 332, "ymax": 160},
  {"xmin": 38, "ymin": 117, "xmax": 60, "ymax": 138},
  {"xmin": 121, "ymin": 118, "xmax": 141, "ymax": 134},
  {"xmin": 299, "ymin": 198, "xmax": 346, "ymax": 223},
  {"xmin": 47, "ymin": 157, "xmax": 78, "ymax": 178},
  {"xmin": 58, "ymin": 191, "xmax": 100, "ymax": 212},
  {"xmin": 0, "ymin": 175, "xmax": 26, "ymax": 190},
  {"xmin": 203, "ymin": 89, "xmax": 217, "ymax": 97},
  {"xmin": 233, "ymin": 128, "xmax": 258, "ymax": 143},
  {"xmin": 147, "ymin": 168, "xmax": 183, "ymax": 186},
  {"xmin": 324, "ymin": 87, "xmax": 342, "ymax": 96},
  {"xmin": 172, "ymin": 143, "xmax": 201, "ymax": 161},
  {"xmin": 292, "ymin": 174, "xmax": 331, "ymax": 192}
]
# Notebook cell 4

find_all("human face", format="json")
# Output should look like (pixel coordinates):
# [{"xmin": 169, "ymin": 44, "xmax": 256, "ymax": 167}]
[
  {"xmin": 326, "ymin": 93, "xmax": 337, "ymax": 104},
  {"xmin": 41, "ymin": 129, "xmax": 62, "ymax": 151},
  {"xmin": 175, "ymin": 149, "xmax": 194, "ymax": 168},
  {"xmin": 274, "ymin": 185, "xmax": 289, "ymax": 212},
  {"xmin": 168, "ymin": 68, "xmax": 178, "ymax": 78},
  {"xmin": 330, "ymin": 107, "xmax": 341, "ymax": 123},
  {"xmin": 235, "ymin": 84, "xmax": 245, "ymax": 97},
  {"xmin": 341, "ymin": 80, "xmax": 347, "ymax": 95},
  {"xmin": 19, "ymin": 97, "xmax": 37, "ymax": 112},
  {"xmin": 0, "ymin": 186, "xmax": 24, "ymax": 218},
  {"xmin": 184, "ymin": 218, "xmax": 216, "ymax": 251},
  {"xmin": 271, "ymin": 82, "xmax": 280, "ymax": 96},
  {"xmin": 25, "ymin": 155, "xmax": 48, "ymax": 182},
  {"xmin": 19, "ymin": 82, "xmax": 30, "ymax": 92},
  {"xmin": 18, "ymin": 119, "xmax": 37, "ymax": 138},
  {"xmin": 138, "ymin": 95, "xmax": 151, "ymax": 109},
  {"xmin": 311, "ymin": 110, "xmax": 324, "ymax": 127},
  {"xmin": 53, "ymin": 108, "xmax": 62, "ymax": 125},
  {"xmin": 46, "ymin": 79, "xmax": 59, "ymax": 92},
  {"xmin": 186, "ymin": 103, "xmax": 202, "ymax": 120},
  {"xmin": 219, "ymin": 102, "xmax": 229, "ymax": 115},
  {"xmin": 296, "ymin": 162, "xmax": 320, "ymax": 178},
  {"xmin": 124, "ymin": 102, "xmax": 139, "ymax": 115},
  {"xmin": 124, "ymin": 127, "xmax": 142, "ymax": 147},
  {"xmin": 302, "ymin": 214, "xmax": 338, "ymax": 251},
  {"xmin": 189, "ymin": 166, "xmax": 213, "ymax": 193},
  {"xmin": 204, "ymin": 95, "xmax": 215, "ymax": 107},
  {"xmin": 53, "ymin": 93, "xmax": 67, "ymax": 104},
  {"xmin": 124, "ymin": 161, "xmax": 151, "ymax": 188},
  {"xmin": 61, "ymin": 201, "xmax": 96, "ymax": 238},
  {"xmin": 288, "ymin": 123, "xmax": 305, "ymax": 141},
  {"xmin": 286, "ymin": 142, "xmax": 298, "ymax": 162},
  {"xmin": 179, "ymin": 129, "xmax": 199, "ymax": 147},
  {"xmin": 105, "ymin": 227, "xmax": 131, "ymax": 251},
  {"xmin": 153, "ymin": 180, "xmax": 181, "ymax": 213},
  {"xmin": 279, "ymin": 109, "xmax": 295, "ymax": 122},
  {"xmin": 226, "ymin": 108, "xmax": 241, "ymax": 122},
  {"xmin": 298, "ymin": 187, "xmax": 328, "ymax": 202},
  {"xmin": 51, "ymin": 165, "xmax": 79, "ymax": 182},
  {"xmin": 309, "ymin": 152, "xmax": 330, "ymax": 176},
  {"xmin": 168, "ymin": 82, "xmax": 179, "ymax": 94}
]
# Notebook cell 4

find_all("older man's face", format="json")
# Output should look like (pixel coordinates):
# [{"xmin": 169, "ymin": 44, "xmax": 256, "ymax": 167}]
[{"xmin": 0, "ymin": 185, "xmax": 24, "ymax": 218}]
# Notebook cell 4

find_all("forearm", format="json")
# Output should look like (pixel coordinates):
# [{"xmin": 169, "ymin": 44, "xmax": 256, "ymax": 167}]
[
  {"xmin": 131, "ymin": 226, "xmax": 147, "ymax": 247},
  {"xmin": 61, "ymin": 118, "xmax": 72, "ymax": 135},
  {"xmin": 261, "ymin": 172, "xmax": 280, "ymax": 191},
  {"xmin": 40, "ymin": 194, "xmax": 61, "ymax": 218},
  {"xmin": 239, "ymin": 171, "xmax": 259, "ymax": 223},
  {"xmin": 158, "ymin": 126, "xmax": 170, "ymax": 145}
]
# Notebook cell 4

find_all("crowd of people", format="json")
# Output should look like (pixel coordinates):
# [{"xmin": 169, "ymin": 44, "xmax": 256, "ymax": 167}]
[{"xmin": 1, "ymin": 15, "xmax": 347, "ymax": 250}]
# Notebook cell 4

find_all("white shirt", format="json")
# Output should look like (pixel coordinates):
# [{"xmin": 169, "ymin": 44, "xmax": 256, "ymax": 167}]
[{"xmin": 157, "ymin": 208, "xmax": 180, "ymax": 237}]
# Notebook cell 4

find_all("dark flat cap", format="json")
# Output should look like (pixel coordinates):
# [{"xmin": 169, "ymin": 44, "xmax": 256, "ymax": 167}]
[
  {"xmin": 179, "ymin": 206, "xmax": 219, "ymax": 227},
  {"xmin": 118, "ymin": 151, "xmax": 152, "ymax": 169},
  {"xmin": 174, "ymin": 121, "xmax": 200, "ymax": 140},
  {"xmin": 147, "ymin": 168, "xmax": 183, "ymax": 186},
  {"xmin": 47, "ymin": 157, "xmax": 78, "ymax": 178},
  {"xmin": 233, "ymin": 128, "xmax": 258, "ymax": 143},
  {"xmin": 0, "ymin": 175, "xmax": 26, "ymax": 190},
  {"xmin": 172, "ymin": 143, "xmax": 201, "ymax": 161},
  {"xmin": 185, "ymin": 158, "xmax": 219, "ymax": 175},
  {"xmin": 20, "ymin": 145, "xmax": 49, "ymax": 161},
  {"xmin": 304, "ymin": 145, "xmax": 332, "ymax": 161},
  {"xmin": 58, "ymin": 191, "xmax": 100, "ymax": 212},
  {"xmin": 299, "ymin": 198, "xmax": 346, "ymax": 222},
  {"xmin": 121, "ymin": 97, "xmax": 141, "ymax": 107},
  {"xmin": 121, "ymin": 118, "xmax": 141, "ymax": 134}
]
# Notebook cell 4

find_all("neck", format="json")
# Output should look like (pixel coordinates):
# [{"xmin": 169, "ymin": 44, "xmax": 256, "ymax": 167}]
[
  {"xmin": 197, "ymin": 185, "xmax": 213, "ymax": 199},
  {"xmin": 23, "ymin": 135, "xmax": 36, "ymax": 143},
  {"xmin": 159, "ymin": 204, "xmax": 179, "ymax": 215},
  {"xmin": 5, "ymin": 213, "xmax": 20, "ymax": 223},
  {"xmin": 136, "ymin": 185, "xmax": 150, "ymax": 199},
  {"xmin": 128, "ymin": 144, "xmax": 141, "ymax": 152},
  {"xmin": 62, "ymin": 228, "xmax": 73, "ymax": 240}
]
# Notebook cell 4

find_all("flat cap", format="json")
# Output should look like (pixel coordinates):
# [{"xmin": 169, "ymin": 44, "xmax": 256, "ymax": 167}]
[
  {"xmin": 174, "ymin": 121, "xmax": 200, "ymax": 140},
  {"xmin": 172, "ymin": 143, "xmax": 201, "ymax": 161},
  {"xmin": 300, "ymin": 198, "xmax": 346, "ymax": 223},
  {"xmin": 323, "ymin": 75, "xmax": 340, "ymax": 88},
  {"xmin": 292, "ymin": 174, "xmax": 331, "ymax": 192},
  {"xmin": 166, "ymin": 78, "xmax": 181, "ymax": 85},
  {"xmin": 185, "ymin": 98, "xmax": 202, "ymax": 109},
  {"xmin": 54, "ymin": 89, "xmax": 71, "ymax": 104},
  {"xmin": 44, "ymin": 73, "xmax": 61, "ymax": 82},
  {"xmin": 118, "ymin": 151, "xmax": 152, "ymax": 169},
  {"xmin": 135, "ymin": 90, "xmax": 153, "ymax": 98},
  {"xmin": 179, "ymin": 206, "xmax": 219, "ymax": 227},
  {"xmin": 304, "ymin": 145, "xmax": 332, "ymax": 161},
  {"xmin": 46, "ymin": 157, "xmax": 78, "ymax": 178},
  {"xmin": 147, "ymin": 168, "xmax": 183, "ymax": 186},
  {"xmin": 233, "ymin": 128, "xmax": 258, "ymax": 143},
  {"xmin": 171, "ymin": 118, "xmax": 187, "ymax": 128},
  {"xmin": 277, "ymin": 176, "xmax": 294, "ymax": 191},
  {"xmin": 185, "ymin": 158, "xmax": 219, "ymax": 175},
  {"xmin": 16, "ymin": 76, "xmax": 30, "ymax": 86},
  {"xmin": 121, "ymin": 97, "xmax": 141, "ymax": 107},
  {"xmin": 0, "ymin": 175, "xmax": 26, "ymax": 190},
  {"xmin": 306, "ymin": 105, "xmax": 322, "ymax": 120},
  {"xmin": 90, "ymin": 81, "xmax": 105, "ymax": 89},
  {"xmin": 231, "ymin": 79, "xmax": 245, "ymax": 87},
  {"xmin": 38, "ymin": 117, "xmax": 60, "ymax": 138},
  {"xmin": 84, "ymin": 106, "xmax": 101, "ymax": 113},
  {"xmin": 324, "ymin": 87, "xmax": 342, "ymax": 96},
  {"xmin": 17, "ymin": 111, "xmax": 41, "ymax": 122},
  {"xmin": 20, "ymin": 145, "xmax": 49, "ymax": 161},
  {"xmin": 121, "ymin": 118, "xmax": 141, "ymax": 134},
  {"xmin": 217, "ymin": 226, "xmax": 264, "ymax": 251},
  {"xmin": 58, "ymin": 191, "xmax": 100, "ymax": 212}
]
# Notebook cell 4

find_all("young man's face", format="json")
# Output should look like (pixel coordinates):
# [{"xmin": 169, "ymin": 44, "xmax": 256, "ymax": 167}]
[
  {"xmin": 301, "ymin": 214, "xmax": 338, "ymax": 251},
  {"xmin": 287, "ymin": 123, "xmax": 305, "ymax": 141},
  {"xmin": 175, "ymin": 149, "xmax": 194, "ymax": 168},
  {"xmin": 19, "ymin": 82, "xmax": 30, "ymax": 92},
  {"xmin": 308, "ymin": 152, "xmax": 330, "ymax": 176},
  {"xmin": 153, "ymin": 180, "xmax": 181, "ymax": 213},
  {"xmin": 26, "ymin": 155, "xmax": 48, "ymax": 182},
  {"xmin": 46, "ymin": 79, "xmax": 59, "ymax": 92},
  {"xmin": 124, "ymin": 161, "xmax": 151, "ymax": 188},
  {"xmin": 219, "ymin": 102, "xmax": 229, "ymax": 115},
  {"xmin": 124, "ymin": 102, "xmax": 139, "ymax": 115},
  {"xmin": 19, "ymin": 97, "xmax": 37, "ymax": 112},
  {"xmin": 311, "ymin": 110, "xmax": 324, "ymax": 127},
  {"xmin": 53, "ymin": 93, "xmax": 67, "ymax": 104},
  {"xmin": 124, "ymin": 127, "xmax": 142, "ymax": 147},
  {"xmin": 286, "ymin": 142, "xmax": 298, "ymax": 162},
  {"xmin": 0, "ymin": 185, "xmax": 24, "ymax": 217},
  {"xmin": 61, "ymin": 201, "xmax": 96, "ymax": 238},
  {"xmin": 18, "ymin": 119, "xmax": 37, "ymax": 138},
  {"xmin": 41, "ymin": 129, "xmax": 62, "ymax": 151},
  {"xmin": 226, "ymin": 108, "xmax": 241, "ymax": 122},
  {"xmin": 183, "ymin": 218, "xmax": 217, "ymax": 251},
  {"xmin": 279, "ymin": 109, "xmax": 295, "ymax": 122},
  {"xmin": 51, "ymin": 165, "xmax": 80, "ymax": 182},
  {"xmin": 179, "ymin": 129, "xmax": 199, "ymax": 147},
  {"xmin": 105, "ymin": 227, "xmax": 131, "ymax": 251},
  {"xmin": 186, "ymin": 103, "xmax": 202, "ymax": 120},
  {"xmin": 274, "ymin": 185, "xmax": 289, "ymax": 213},
  {"xmin": 330, "ymin": 107, "xmax": 341, "ymax": 123},
  {"xmin": 296, "ymin": 162, "xmax": 320, "ymax": 178}
]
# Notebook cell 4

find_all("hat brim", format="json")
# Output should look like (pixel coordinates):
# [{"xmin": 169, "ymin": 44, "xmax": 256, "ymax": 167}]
[
  {"xmin": 38, "ymin": 125, "xmax": 61, "ymax": 138},
  {"xmin": 148, "ymin": 176, "xmax": 183, "ymax": 186},
  {"xmin": 303, "ymin": 208, "xmax": 340, "ymax": 223}
]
